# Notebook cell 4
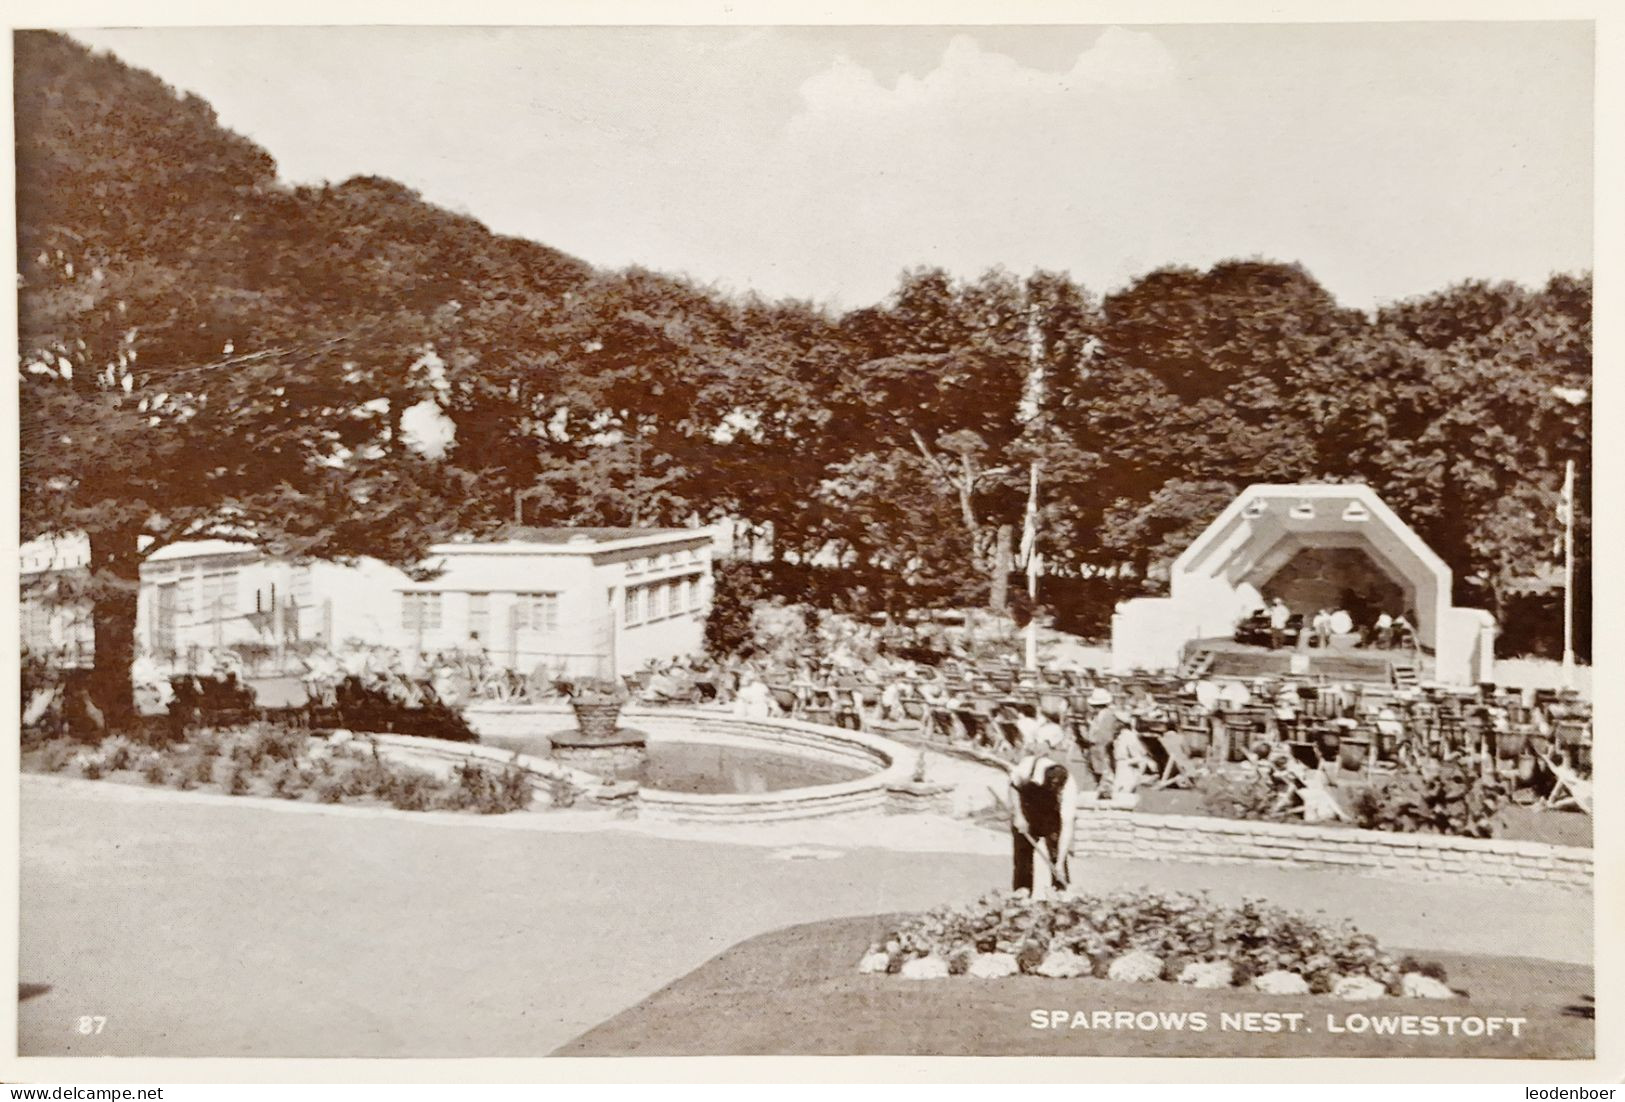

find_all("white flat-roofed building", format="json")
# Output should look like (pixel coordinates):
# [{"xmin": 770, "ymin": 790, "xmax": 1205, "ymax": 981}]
[
  {"xmin": 397, "ymin": 527, "xmax": 716, "ymax": 677},
  {"xmin": 22, "ymin": 526, "xmax": 719, "ymax": 679}
]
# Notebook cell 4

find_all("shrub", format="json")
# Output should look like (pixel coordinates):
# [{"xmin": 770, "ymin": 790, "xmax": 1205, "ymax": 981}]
[
  {"xmin": 315, "ymin": 779, "xmax": 346, "ymax": 804},
  {"xmin": 226, "ymin": 765, "xmax": 250, "ymax": 796},
  {"xmin": 192, "ymin": 755, "xmax": 217, "ymax": 786},
  {"xmin": 439, "ymin": 758, "xmax": 533, "ymax": 814},
  {"xmin": 142, "ymin": 758, "xmax": 167, "ymax": 785},
  {"xmin": 269, "ymin": 763, "xmax": 307, "ymax": 800},
  {"xmin": 1198, "ymin": 767, "xmax": 1293, "ymax": 823},
  {"xmin": 38, "ymin": 740, "xmax": 76, "ymax": 774},
  {"xmin": 101, "ymin": 735, "xmax": 138, "ymax": 772},
  {"xmin": 703, "ymin": 559, "xmax": 766, "ymax": 659},
  {"xmin": 547, "ymin": 773, "xmax": 577, "ymax": 809},
  {"xmin": 383, "ymin": 769, "xmax": 436, "ymax": 811},
  {"xmin": 172, "ymin": 768, "xmax": 196, "ymax": 791},
  {"xmin": 1352, "ymin": 759, "xmax": 1509, "ymax": 838}
]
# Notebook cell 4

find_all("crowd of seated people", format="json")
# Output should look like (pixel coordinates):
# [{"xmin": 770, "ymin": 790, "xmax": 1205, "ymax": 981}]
[{"xmin": 625, "ymin": 639, "xmax": 1592, "ymax": 815}]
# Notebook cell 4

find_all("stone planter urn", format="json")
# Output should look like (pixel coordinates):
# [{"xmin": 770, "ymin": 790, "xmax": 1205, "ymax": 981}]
[
  {"xmin": 551, "ymin": 676, "xmax": 645, "ymax": 780},
  {"xmin": 569, "ymin": 698, "xmax": 625, "ymax": 742}
]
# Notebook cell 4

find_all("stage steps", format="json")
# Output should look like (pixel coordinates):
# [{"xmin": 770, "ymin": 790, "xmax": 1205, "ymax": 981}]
[
  {"xmin": 1179, "ymin": 649, "xmax": 1216, "ymax": 679},
  {"xmin": 1391, "ymin": 660, "xmax": 1420, "ymax": 690}
]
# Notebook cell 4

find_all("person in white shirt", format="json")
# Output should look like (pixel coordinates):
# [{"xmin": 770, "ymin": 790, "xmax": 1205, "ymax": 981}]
[
  {"xmin": 1312, "ymin": 609, "xmax": 1333, "ymax": 649},
  {"xmin": 1008, "ymin": 719, "xmax": 1077, "ymax": 899},
  {"xmin": 1373, "ymin": 611, "xmax": 1394, "ymax": 649},
  {"xmin": 1267, "ymin": 598, "xmax": 1291, "ymax": 649},
  {"xmin": 733, "ymin": 672, "xmax": 774, "ymax": 719}
]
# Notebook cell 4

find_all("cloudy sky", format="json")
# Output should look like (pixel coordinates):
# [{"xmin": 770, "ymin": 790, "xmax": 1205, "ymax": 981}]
[{"xmin": 69, "ymin": 22, "xmax": 1593, "ymax": 311}]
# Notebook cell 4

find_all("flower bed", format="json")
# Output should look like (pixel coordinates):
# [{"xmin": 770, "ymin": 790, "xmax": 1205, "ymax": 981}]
[
  {"xmin": 22, "ymin": 725, "xmax": 579, "ymax": 814},
  {"xmin": 859, "ymin": 890, "xmax": 1457, "ymax": 999}
]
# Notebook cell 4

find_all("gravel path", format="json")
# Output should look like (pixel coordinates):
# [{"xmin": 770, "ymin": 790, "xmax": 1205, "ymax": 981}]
[{"xmin": 19, "ymin": 774, "xmax": 1592, "ymax": 1058}]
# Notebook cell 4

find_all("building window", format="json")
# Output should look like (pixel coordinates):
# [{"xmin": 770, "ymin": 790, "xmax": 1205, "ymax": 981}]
[
  {"xmin": 22, "ymin": 595, "xmax": 52, "ymax": 653},
  {"xmin": 402, "ymin": 592, "xmax": 442, "ymax": 631},
  {"xmin": 650, "ymin": 582, "xmax": 668, "ymax": 620},
  {"xmin": 200, "ymin": 570, "xmax": 238, "ymax": 622},
  {"xmin": 625, "ymin": 586, "xmax": 643, "ymax": 627},
  {"xmin": 468, "ymin": 592, "xmax": 490, "ymax": 640},
  {"xmin": 687, "ymin": 576, "xmax": 701, "ymax": 612},
  {"xmin": 514, "ymin": 592, "xmax": 559, "ymax": 634},
  {"xmin": 671, "ymin": 578, "xmax": 687, "ymax": 614}
]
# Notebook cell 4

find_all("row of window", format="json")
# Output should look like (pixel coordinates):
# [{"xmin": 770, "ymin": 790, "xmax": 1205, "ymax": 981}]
[
  {"xmin": 625, "ymin": 575, "xmax": 703, "ymax": 627},
  {"xmin": 145, "ymin": 565, "xmax": 313, "ymax": 622},
  {"xmin": 402, "ymin": 591, "xmax": 560, "ymax": 635},
  {"xmin": 625, "ymin": 547, "xmax": 706, "ymax": 576}
]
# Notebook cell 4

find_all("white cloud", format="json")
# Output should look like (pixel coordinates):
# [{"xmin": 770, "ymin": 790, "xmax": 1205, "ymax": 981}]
[{"xmin": 795, "ymin": 28, "xmax": 1176, "ymax": 129}]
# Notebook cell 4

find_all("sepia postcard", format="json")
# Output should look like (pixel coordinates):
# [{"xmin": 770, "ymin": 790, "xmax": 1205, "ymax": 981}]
[{"xmin": 4, "ymin": 0, "xmax": 1617, "ymax": 1087}]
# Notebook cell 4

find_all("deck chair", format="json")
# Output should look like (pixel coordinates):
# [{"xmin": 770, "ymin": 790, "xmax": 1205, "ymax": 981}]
[
  {"xmin": 1150, "ymin": 730, "xmax": 1197, "ymax": 789},
  {"xmin": 1540, "ymin": 752, "xmax": 1593, "ymax": 815},
  {"xmin": 958, "ymin": 708, "xmax": 996, "ymax": 750},
  {"xmin": 801, "ymin": 705, "xmax": 835, "ymax": 728},
  {"xmin": 993, "ymin": 710, "xmax": 1025, "ymax": 751},
  {"xmin": 768, "ymin": 686, "xmax": 800, "ymax": 718},
  {"xmin": 926, "ymin": 705, "xmax": 959, "ymax": 741}
]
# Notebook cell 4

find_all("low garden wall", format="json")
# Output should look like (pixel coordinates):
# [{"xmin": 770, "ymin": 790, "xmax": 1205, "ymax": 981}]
[
  {"xmin": 459, "ymin": 704, "xmax": 915, "ymax": 823},
  {"xmin": 368, "ymin": 734, "xmax": 606, "ymax": 793},
  {"xmin": 1071, "ymin": 807, "xmax": 1592, "ymax": 891}
]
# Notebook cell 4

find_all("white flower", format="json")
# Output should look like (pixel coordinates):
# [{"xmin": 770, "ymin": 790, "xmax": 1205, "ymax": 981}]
[
  {"xmin": 1178, "ymin": 960, "xmax": 1235, "ymax": 989},
  {"xmin": 1253, "ymin": 970, "xmax": 1311, "ymax": 995},
  {"xmin": 1034, "ymin": 950, "xmax": 1089, "ymax": 979},
  {"xmin": 900, "ymin": 955, "xmax": 950, "ymax": 980},
  {"xmin": 857, "ymin": 950, "xmax": 891, "ymax": 975},
  {"xmin": 1107, "ymin": 950, "xmax": 1164, "ymax": 983},
  {"xmin": 1332, "ymin": 975, "xmax": 1387, "ymax": 1001},
  {"xmin": 1401, "ymin": 973, "xmax": 1456, "ymax": 999},
  {"xmin": 967, "ymin": 952, "xmax": 1020, "ymax": 979}
]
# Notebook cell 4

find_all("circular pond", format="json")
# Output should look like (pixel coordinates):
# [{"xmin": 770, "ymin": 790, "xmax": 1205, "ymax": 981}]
[
  {"xmin": 485, "ymin": 731, "xmax": 868, "ymax": 794},
  {"xmin": 462, "ymin": 705, "xmax": 915, "ymax": 822}
]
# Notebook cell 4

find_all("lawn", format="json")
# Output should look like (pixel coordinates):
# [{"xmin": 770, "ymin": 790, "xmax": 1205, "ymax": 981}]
[{"xmin": 557, "ymin": 914, "xmax": 1594, "ymax": 1059}]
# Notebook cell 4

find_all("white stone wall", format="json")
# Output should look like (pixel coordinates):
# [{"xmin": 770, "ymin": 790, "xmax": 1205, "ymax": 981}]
[{"xmin": 1071, "ymin": 808, "xmax": 1591, "ymax": 891}]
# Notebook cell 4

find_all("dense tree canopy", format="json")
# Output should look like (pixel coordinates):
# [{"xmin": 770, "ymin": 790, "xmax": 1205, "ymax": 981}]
[{"xmin": 17, "ymin": 32, "xmax": 1592, "ymax": 722}]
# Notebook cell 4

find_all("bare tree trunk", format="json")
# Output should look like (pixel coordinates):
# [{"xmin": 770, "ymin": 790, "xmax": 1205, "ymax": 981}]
[
  {"xmin": 991, "ymin": 523, "xmax": 1013, "ymax": 611},
  {"xmin": 86, "ymin": 528, "xmax": 142, "ymax": 732}
]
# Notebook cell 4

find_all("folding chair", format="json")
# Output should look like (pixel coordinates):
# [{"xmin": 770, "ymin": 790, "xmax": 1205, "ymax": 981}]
[
  {"xmin": 958, "ymin": 708, "xmax": 997, "ymax": 751},
  {"xmin": 1541, "ymin": 752, "xmax": 1593, "ymax": 815},
  {"xmin": 1151, "ymin": 730, "xmax": 1198, "ymax": 789},
  {"xmin": 768, "ymin": 685, "xmax": 800, "ymax": 718}
]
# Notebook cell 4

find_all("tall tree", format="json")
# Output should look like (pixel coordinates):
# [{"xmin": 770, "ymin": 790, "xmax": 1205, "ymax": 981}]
[{"xmin": 16, "ymin": 33, "xmax": 491, "ymax": 723}]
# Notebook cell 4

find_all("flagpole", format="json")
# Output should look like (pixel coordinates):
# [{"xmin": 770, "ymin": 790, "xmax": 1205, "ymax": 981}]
[
  {"xmin": 1562, "ymin": 459, "xmax": 1575, "ymax": 690},
  {"xmin": 1025, "ymin": 462, "xmax": 1040, "ymax": 671}
]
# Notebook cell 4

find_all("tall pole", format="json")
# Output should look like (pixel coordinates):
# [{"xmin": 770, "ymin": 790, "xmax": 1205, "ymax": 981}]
[
  {"xmin": 1561, "ymin": 459, "xmax": 1576, "ymax": 689},
  {"xmin": 1024, "ymin": 461, "xmax": 1040, "ymax": 671}
]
